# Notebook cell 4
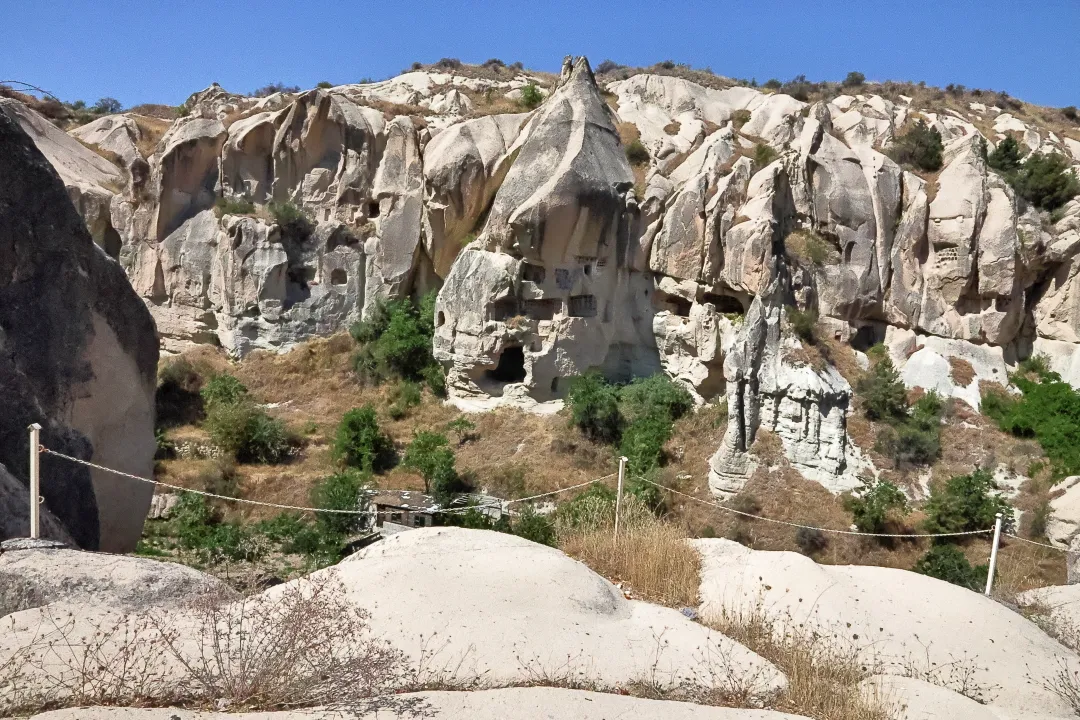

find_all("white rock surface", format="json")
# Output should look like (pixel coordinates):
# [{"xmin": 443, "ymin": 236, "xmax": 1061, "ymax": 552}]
[
  {"xmin": 27, "ymin": 688, "xmax": 811, "ymax": 720},
  {"xmin": 859, "ymin": 675, "xmax": 1070, "ymax": 720},
  {"xmin": 1047, "ymin": 476, "xmax": 1080, "ymax": 549},
  {"xmin": 692, "ymin": 538, "xmax": 1078, "ymax": 716}
]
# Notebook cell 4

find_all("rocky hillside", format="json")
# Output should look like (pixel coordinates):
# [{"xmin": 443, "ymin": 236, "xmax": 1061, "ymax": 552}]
[{"xmin": 6, "ymin": 54, "xmax": 1080, "ymax": 533}]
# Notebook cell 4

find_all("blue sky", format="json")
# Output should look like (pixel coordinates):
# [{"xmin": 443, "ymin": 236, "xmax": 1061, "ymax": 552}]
[{"xmin": 4, "ymin": 0, "xmax": 1079, "ymax": 109}]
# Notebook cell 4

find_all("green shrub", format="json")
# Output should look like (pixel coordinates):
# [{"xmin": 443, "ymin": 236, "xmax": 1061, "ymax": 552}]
[
  {"xmin": 1012, "ymin": 152, "xmax": 1080, "ymax": 211},
  {"xmin": 268, "ymin": 201, "xmax": 312, "ymax": 236},
  {"xmin": 842, "ymin": 71, "xmax": 865, "ymax": 87},
  {"xmin": 204, "ymin": 401, "xmax": 290, "ymax": 464},
  {"xmin": 619, "ymin": 374, "xmax": 693, "ymax": 422},
  {"xmin": 402, "ymin": 431, "xmax": 466, "ymax": 501},
  {"xmin": 555, "ymin": 484, "xmax": 617, "ymax": 530},
  {"xmin": 787, "ymin": 307, "xmax": 817, "ymax": 343},
  {"xmin": 763, "ymin": 78, "xmax": 782, "ymax": 90},
  {"xmin": 983, "ymin": 368, "xmax": 1080, "ymax": 477},
  {"xmin": 988, "ymin": 135, "xmax": 1023, "ymax": 175},
  {"xmin": 913, "ymin": 544, "xmax": 987, "ymax": 591},
  {"xmin": 620, "ymin": 412, "xmax": 673, "ymax": 476},
  {"xmin": 388, "ymin": 380, "xmax": 422, "ymax": 419},
  {"xmin": 513, "ymin": 506, "xmax": 555, "ymax": 546},
  {"xmin": 625, "ymin": 139, "xmax": 650, "ymax": 166},
  {"xmin": 310, "ymin": 469, "xmax": 372, "ymax": 535},
  {"xmin": 215, "ymin": 196, "xmax": 255, "ymax": 216},
  {"xmin": 566, "ymin": 371, "xmax": 623, "ymax": 443},
  {"xmin": 875, "ymin": 423, "xmax": 940, "ymax": 466},
  {"xmin": 889, "ymin": 120, "xmax": 944, "ymax": 172},
  {"xmin": 752, "ymin": 143, "xmax": 778, "ymax": 170},
  {"xmin": 200, "ymin": 374, "xmax": 248, "ymax": 409},
  {"xmin": 795, "ymin": 526, "xmax": 827, "ymax": 555},
  {"xmin": 1065, "ymin": 106, "xmax": 1079, "ymax": 122},
  {"xmin": 520, "ymin": 84, "xmax": 543, "ymax": 109},
  {"xmin": 171, "ymin": 492, "xmax": 266, "ymax": 564},
  {"xmin": 333, "ymin": 405, "xmax": 394, "ymax": 472},
  {"xmin": 349, "ymin": 292, "xmax": 442, "ymax": 393},
  {"xmin": 843, "ymin": 478, "xmax": 908, "ymax": 533},
  {"xmin": 856, "ymin": 357, "xmax": 908, "ymax": 421},
  {"xmin": 446, "ymin": 416, "xmax": 477, "ymax": 444},
  {"xmin": 317, "ymin": 81, "xmax": 333, "ymax": 89},
  {"xmin": 922, "ymin": 468, "xmax": 1013, "ymax": 535}
]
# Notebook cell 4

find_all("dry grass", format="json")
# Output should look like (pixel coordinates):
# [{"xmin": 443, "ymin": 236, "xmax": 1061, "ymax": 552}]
[
  {"xmin": 708, "ymin": 605, "xmax": 893, "ymax": 720},
  {"xmin": 132, "ymin": 114, "xmax": 173, "ymax": 158},
  {"xmin": 557, "ymin": 497, "xmax": 700, "ymax": 608},
  {"xmin": 949, "ymin": 357, "xmax": 976, "ymax": 386},
  {"xmin": 75, "ymin": 138, "xmax": 123, "ymax": 167},
  {"xmin": 664, "ymin": 120, "xmax": 682, "ymax": 135}
]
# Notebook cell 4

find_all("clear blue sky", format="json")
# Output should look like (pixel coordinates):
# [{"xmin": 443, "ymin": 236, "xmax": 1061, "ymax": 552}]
[{"xmin": 4, "ymin": 0, "xmax": 1079, "ymax": 109}]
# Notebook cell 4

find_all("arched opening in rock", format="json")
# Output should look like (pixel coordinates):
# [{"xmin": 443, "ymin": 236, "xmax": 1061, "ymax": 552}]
[
  {"xmin": 437, "ymin": 311, "xmax": 446, "ymax": 327},
  {"xmin": 330, "ymin": 268, "xmax": 348, "ymax": 286},
  {"xmin": 101, "ymin": 224, "xmax": 122, "ymax": 260},
  {"xmin": 702, "ymin": 292, "xmax": 746, "ymax": 314},
  {"xmin": 485, "ymin": 345, "xmax": 526, "ymax": 384},
  {"xmin": 368, "ymin": 201, "xmax": 380, "ymax": 218}
]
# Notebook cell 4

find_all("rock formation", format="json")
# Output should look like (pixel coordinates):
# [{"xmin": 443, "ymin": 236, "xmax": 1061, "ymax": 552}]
[
  {"xmin": 14, "ymin": 55, "xmax": 1080, "ymax": 498},
  {"xmin": 0, "ymin": 109, "xmax": 158, "ymax": 552}
]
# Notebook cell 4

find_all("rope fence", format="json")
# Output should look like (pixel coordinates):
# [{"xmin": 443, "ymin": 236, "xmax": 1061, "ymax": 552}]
[{"xmin": 25, "ymin": 434, "xmax": 1076, "ymax": 592}]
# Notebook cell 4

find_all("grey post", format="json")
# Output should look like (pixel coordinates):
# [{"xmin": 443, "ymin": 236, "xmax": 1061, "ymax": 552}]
[
  {"xmin": 28, "ymin": 423, "xmax": 42, "ymax": 539},
  {"xmin": 614, "ymin": 456, "xmax": 627, "ymax": 542},
  {"xmin": 983, "ymin": 512, "xmax": 1004, "ymax": 597}
]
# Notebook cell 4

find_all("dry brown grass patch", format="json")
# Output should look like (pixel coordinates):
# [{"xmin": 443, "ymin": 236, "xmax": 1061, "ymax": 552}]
[
  {"xmin": 132, "ymin": 114, "xmax": 173, "ymax": 158},
  {"xmin": 663, "ymin": 120, "xmax": 682, "ymax": 135},
  {"xmin": 616, "ymin": 121, "xmax": 640, "ymax": 145},
  {"xmin": 949, "ymin": 357, "xmax": 975, "ymax": 386}
]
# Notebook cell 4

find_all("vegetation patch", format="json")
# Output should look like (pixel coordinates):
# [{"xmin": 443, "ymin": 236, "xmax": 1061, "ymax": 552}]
[
  {"xmin": 888, "ymin": 120, "xmax": 944, "ymax": 172},
  {"xmin": 857, "ymin": 357, "xmax": 943, "ymax": 467}
]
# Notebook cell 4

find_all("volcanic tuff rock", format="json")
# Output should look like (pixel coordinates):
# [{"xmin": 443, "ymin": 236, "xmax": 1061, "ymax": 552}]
[
  {"xmin": 0, "ymin": 111, "xmax": 158, "ymax": 552},
  {"xmin": 16, "ymin": 54, "xmax": 1080, "ymax": 498}
]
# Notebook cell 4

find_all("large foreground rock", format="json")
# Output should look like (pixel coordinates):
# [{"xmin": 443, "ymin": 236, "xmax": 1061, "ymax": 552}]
[
  {"xmin": 29, "ymin": 688, "xmax": 810, "ymax": 719},
  {"xmin": 283, "ymin": 527, "xmax": 783, "ymax": 693},
  {"xmin": 0, "ymin": 547, "xmax": 232, "ymax": 617},
  {"xmin": 692, "ymin": 538, "xmax": 1077, "ymax": 717},
  {"xmin": 0, "ymin": 109, "xmax": 158, "ymax": 552}
]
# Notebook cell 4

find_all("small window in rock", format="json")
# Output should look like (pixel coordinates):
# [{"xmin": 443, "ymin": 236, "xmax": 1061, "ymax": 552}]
[
  {"xmin": 330, "ymin": 268, "xmax": 348, "ymax": 285},
  {"xmin": 550, "ymin": 377, "xmax": 559, "ymax": 393},
  {"xmin": 523, "ymin": 299, "xmax": 556, "ymax": 321},
  {"xmin": 437, "ymin": 311, "xmax": 446, "ymax": 327},
  {"xmin": 568, "ymin": 295, "xmax": 598, "ymax": 318},
  {"xmin": 521, "ymin": 262, "xmax": 546, "ymax": 283},
  {"xmin": 583, "ymin": 264, "xmax": 592, "ymax": 277},
  {"xmin": 368, "ymin": 201, "xmax": 380, "ymax": 218},
  {"xmin": 555, "ymin": 268, "xmax": 572, "ymax": 290}
]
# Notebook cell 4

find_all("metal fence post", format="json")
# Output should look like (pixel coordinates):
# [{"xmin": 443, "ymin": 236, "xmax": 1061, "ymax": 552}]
[
  {"xmin": 984, "ymin": 512, "xmax": 1004, "ymax": 597},
  {"xmin": 28, "ymin": 423, "xmax": 41, "ymax": 539},
  {"xmin": 614, "ymin": 456, "xmax": 627, "ymax": 543}
]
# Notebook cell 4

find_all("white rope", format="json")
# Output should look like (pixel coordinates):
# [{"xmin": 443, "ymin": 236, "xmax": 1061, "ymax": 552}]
[
  {"xmin": 39, "ymin": 447, "xmax": 611, "ymax": 517},
  {"xmin": 1004, "ymin": 532, "xmax": 1073, "ymax": 553},
  {"xmin": 634, "ymin": 475, "xmax": 996, "ymax": 539}
]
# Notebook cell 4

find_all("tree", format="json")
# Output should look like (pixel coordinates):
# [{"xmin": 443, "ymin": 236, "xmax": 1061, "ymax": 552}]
[
  {"xmin": 922, "ymin": 468, "xmax": 1014, "ymax": 535},
  {"xmin": 310, "ymin": 469, "xmax": 372, "ymax": 535},
  {"xmin": 91, "ymin": 97, "xmax": 122, "ymax": 114},
  {"xmin": 843, "ymin": 71, "xmax": 865, "ymax": 87},
  {"xmin": 619, "ymin": 375, "xmax": 693, "ymax": 422},
  {"xmin": 1013, "ymin": 152, "xmax": 1080, "ymax": 211},
  {"xmin": 913, "ymin": 545, "xmax": 987, "ymax": 591},
  {"xmin": 856, "ymin": 357, "xmax": 908, "ymax": 421},
  {"xmin": 402, "ymin": 431, "xmax": 464, "ymax": 501},
  {"xmin": 889, "ymin": 121, "xmax": 944, "ymax": 172},
  {"xmin": 333, "ymin": 405, "xmax": 394, "ymax": 472},
  {"xmin": 620, "ymin": 411, "xmax": 673, "ymax": 476},
  {"xmin": 520, "ymin": 84, "xmax": 543, "ymax": 109},
  {"xmin": 843, "ymin": 479, "xmax": 908, "ymax": 533},
  {"xmin": 566, "ymin": 372, "xmax": 623, "ymax": 443},
  {"xmin": 987, "ymin": 135, "xmax": 1023, "ymax": 175}
]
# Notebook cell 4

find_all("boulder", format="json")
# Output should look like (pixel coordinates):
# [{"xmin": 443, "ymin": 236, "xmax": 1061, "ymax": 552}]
[
  {"xmin": 1046, "ymin": 476, "xmax": 1080, "ymax": 550},
  {"xmin": 281, "ymin": 527, "xmax": 785, "ymax": 693},
  {"xmin": 693, "ymin": 538, "xmax": 1078, "ymax": 717},
  {"xmin": 0, "ymin": 110, "xmax": 158, "ymax": 552},
  {"xmin": 0, "ymin": 547, "xmax": 232, "ymax": 617},
  {"xmin": 26, "ymin": 688, "xmax": 811, "ymax": 720},
  {"xmin": 898, "ymin": 336, "xmax": 1010, "ymax": 410},
  {"xmin": 70, "ymin": 114, "xmax": 143, "ymax": 168}
]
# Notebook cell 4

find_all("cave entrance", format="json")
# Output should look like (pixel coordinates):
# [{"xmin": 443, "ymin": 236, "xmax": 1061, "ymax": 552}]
[{"xmin": 485, "ymin": 345, "xmax": 526, "ymax": 384}]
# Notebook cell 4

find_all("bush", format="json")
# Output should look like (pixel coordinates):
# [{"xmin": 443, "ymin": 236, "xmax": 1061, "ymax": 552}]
[
  {"xmin": 1013, "ymin": 152, "xmax": 1080, "ymax": 211},
  {"xmin": 91, "ymin": 97, "xmax": 122, "ymax": 114},
  {"xmin": 753, "ymin": 143, "xmax": 778, "ymax": 170},
  {"xmin": 171, "ymin": 492, "xmax": 266, "ymax": 564},
  {"xmin": 519, "ymin": 84, "xmax": 543, "ymax": 109},
  {"xmin": 620, "ymin": 412, "xmax": 673, "ymax": 476},
  {"xmin": 204, "ymin": 401, "xmax": 290, "ymax": 464},
  {"xmin": 913, "ymin": 544, "xmax": 987, "ymax": 591},
  {"xmin": 435, "ymin": 57, "xmax": 462, "ymax": 69},
  {"xmin": 310, "ymin": 469, "xmax": 371, "ymax": 536},
  {"xmin": 200, "ymin": 374, "xmax": 248, "ymax": 409},
  {"xmin": 842, "ymin": 71, "xmax": 865, "ymax": 87},
  {"xmin": 349, "ymin": 292, "xmax": 442, "ymax": 393},
  {"xmin": 513, "ymin": 506, "xmax": 555, "ymax": 546},
  {"xmin": 387, "ymin": 380, "xmax": 422, "ymax": 419},
  {"xmin": 316, "ymin": 81, "xmax": 332, "ymax": 89},
  {"xmin": 781, "ymin": 74, "xmax": 814, "ymax": 102},
  {"xmin": 253, "ymin": 82, "xmax": 301, "ymax": 97},
  {"xmin": 482, "ymin": 58, "xmax": 505, "ymax": 69},
  {"xmin": 889, "ymin": 120, "xmax": 944, "ymax": 172},
  {"xmin": 157, "ymin": 357, "xmax": 206, "ymax": 428},
  {"xmin": 402, "ymin": 431, "xmax": 465, "ymax": 501},
  {"xmin": 731, "ymin": 108, "xmax": 752, "ymax": 128},
  {"xmin": 795, "ymin": 527, "xmax": 827, "ymax": 555},
  {"xmin": 856, "ymin": 356, "xmax": 908, "ymax": 421},
  {"xmin": 922, "ymin": 468, "xmax": 1013, "ymax": 535},
  {"xmin": 984, "ymin": 368, "xmax": 1080, "ymax": 477},
  {"xmin": 595, "ymin": 60, "xmax": 621, "ymax": 74},
  {"xmin": 566, "ymin": 371, "xmax": 623, "ymax": 443},
  {"xmin": 763, "ymin": 78, "xmax": 782, "ymax": 90},
  {"xmin": 1065, "ymin": 106, "xmax": 1079, "ymax": 122},
  {"xmin": 446, "ymin": 416, "xmax": 476, "ymax": 444},
  {"xmin": 619, "ymin": 374, "xmax": 693, "ymax": 422},
  {"xmin": 988, "ymin": 135, "xmax": 1023, "ymax": 175},
  {"xmin": 215, "ymin": 196, "xmax": 255, "ymax": 216},
  {"xmin": 625, "ymin": 139, "xmax": 650, "ymax": 166},
  {"xmin": 332, "ymin": 405, "xmax": 394, "ymax": 472},
  {"xmin": 268, "ymin": 201, "xmax": 312, "ymax": 237},
  {"xmin": 843, "ymin": 478, "xmax": 908, "ymax": 533},
  {"xmin": 787, "ymin": 307, "xmax": 817, "ymax": 343}
]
